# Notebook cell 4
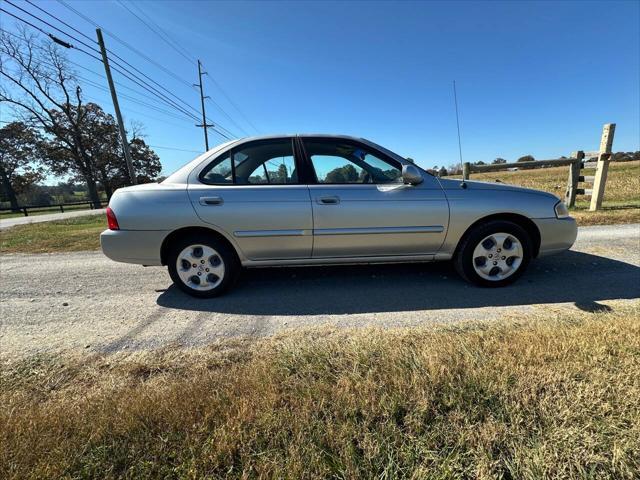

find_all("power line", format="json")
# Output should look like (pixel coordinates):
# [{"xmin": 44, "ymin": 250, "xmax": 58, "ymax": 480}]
[
  {"xmin": 51, "ymin": 0, "xmax": 234, "ymax": 138},
  {"xmin": 111, "ymin": 3, "xmax": 243, "ymax": 137},
  {"xmin": 0, "ymin": 27, "xmax": 194, "ymax": 119},
  {"xmin": 1, "ymin": 3, "xmax": 200, "ymax": 122},
  {"xmin": 4, "ymin": 0, "xmax": 95, "ymax": 52},
  {"xmin": 24, "ymin": 0, "xmax": 95, "ymax": 45},
  {"xmin": 55, "ymin": 0, "xmax": 193, "ymax": 88},
  {"xmin": 115, "ymin": 0, "xmax": 195, "ymax": 65},
  {"xmin": 204, "ymin": 95, "xmax": 249, "ymax": 137},
  {"xmin": 6, "ymin": 0, "xmax": 202, "ymax": 120},
  {"xmin": 148, "ymin": 144, "xmax": 202, "ymax": 153},
  {"xmin": 81, "ymin": 92, "xmax": 198, "ymax": 131},
  {"xmin": 128, "ymin": 1, "xmax": 196, "ymax": 63},
  {"xmin": 0, "ymin": 7, "xmax": 49, "ymax": 37},
  {"xmin": 80, "ymin": 76, "xmax": 199, "ymax": 123},
  {"xmin": 110, "ymin": 0, "xmax": 256, "ymax": 136},
  {"xmin": 2, "ymin": 3, "xmax": 234, "ymax": 140},
  {"xmin": 203, "ymin": 70, "xmax": 260, "ymax": 134}
]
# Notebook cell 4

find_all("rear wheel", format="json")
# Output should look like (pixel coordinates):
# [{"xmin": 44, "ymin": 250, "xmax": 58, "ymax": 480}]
[
  {"xmin": 167, "ymin": 235, "xmax": 239, "ymax": 297},
  {"xmin": 454, "ymin": 220, "xmax": 532, "ymax": 287}
]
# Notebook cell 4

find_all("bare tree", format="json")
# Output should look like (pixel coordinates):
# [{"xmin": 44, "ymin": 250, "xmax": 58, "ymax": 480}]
[{"xmin": 0, "ymin": 27, "xmax": 104, "ymax": 207}]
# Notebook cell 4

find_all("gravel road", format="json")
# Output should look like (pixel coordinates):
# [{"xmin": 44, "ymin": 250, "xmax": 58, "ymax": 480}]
[
  {"xmin": 2, "ymin": 223, "xmax": 639, "ymax": 362},
  {"xmin": 0, "ymin": 208, "xmax": 105, "ymax": 230}
]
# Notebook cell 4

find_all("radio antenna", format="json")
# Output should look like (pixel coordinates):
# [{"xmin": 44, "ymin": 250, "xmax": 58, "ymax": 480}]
[{"xmin": 452, "ymin": 80, "xmax": 466, "ymax": 187}]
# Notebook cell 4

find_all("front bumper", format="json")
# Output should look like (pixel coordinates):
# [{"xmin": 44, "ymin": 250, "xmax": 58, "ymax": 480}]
[
  {"xmin": 100, "ymin": 229, "xmax": 167, "ymax": 266},
  {"xmin": 533, "ymin": 217, "xmax": 578, "ymax": 256}
]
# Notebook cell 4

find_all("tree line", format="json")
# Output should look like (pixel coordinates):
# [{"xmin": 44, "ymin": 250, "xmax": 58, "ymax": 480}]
[{"xmin": 1, "ymin": 28, "xmax": 161, "ymax": 212}]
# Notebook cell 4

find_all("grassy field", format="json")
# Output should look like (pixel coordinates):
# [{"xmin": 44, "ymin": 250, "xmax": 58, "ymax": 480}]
[
  {"xmin": 1, "ymin": 302, "xmax": 638, "ymax": 479},
  {"xmin": 460, "ymin": 160, "xmax": 640, "ymax": 226},
  {"xmin": 0, "ymin": 215, "xmax": 104, "ymax": 254}
]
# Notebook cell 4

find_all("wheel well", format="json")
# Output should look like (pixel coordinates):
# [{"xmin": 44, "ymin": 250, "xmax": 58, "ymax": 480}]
[
  {"xmin": 160, "ymin": 226, "xmax": 240, "ymax": 266},
  {"xmin": 455, "ymin": 213, "xmax": 541, "ymax": 258}
]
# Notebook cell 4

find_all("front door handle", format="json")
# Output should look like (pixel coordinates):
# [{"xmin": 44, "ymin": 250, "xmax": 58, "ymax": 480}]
[
  {"xmin": 318, "ymin": 196, "xmax": 340, "ymax": 205},
  {"xmin": 199, "ymin": 196, "xmax": 223, "ymax": 206}
]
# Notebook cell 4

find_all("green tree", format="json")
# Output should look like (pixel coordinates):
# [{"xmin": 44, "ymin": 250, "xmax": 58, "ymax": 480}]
[
  {"xmin": 269, "ymin": 162, "xmax": 288, "ymax": 183},
  {"xmin": 517, "ymin": 155, "xmax": 535, "ymax": 163},
  {"xmin": 0, "ymin": 121, "xmax": 44, "ymax": 211},
  {"xmin": 326, "ymin": 164, "xmax": 359, "ymax": 183},
  {"xmin": 127, "ymin": 137, "xmax": 162, "ymax": 185},
  {"xmin": 492, "ymin": 158, "xmax": 507, "ymax": 164},
  {"xmin": 43, "ymin": 103, "xmax": 161, "ymax": 199}
]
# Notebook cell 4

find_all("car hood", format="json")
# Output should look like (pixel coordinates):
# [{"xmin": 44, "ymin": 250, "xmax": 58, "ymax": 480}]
[{"xmin": 437, "ymin": 177, "xmax": 559, "ymax": 200}]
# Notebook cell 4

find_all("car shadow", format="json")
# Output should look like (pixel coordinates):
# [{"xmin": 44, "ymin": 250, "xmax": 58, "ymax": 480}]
[{"xmin": 156, "ymin": 250, "xmax": 640, "ymax": 316}]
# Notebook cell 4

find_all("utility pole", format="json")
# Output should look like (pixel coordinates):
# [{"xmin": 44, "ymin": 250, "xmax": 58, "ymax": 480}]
[
  {"xmin": 195, "ymin": 60, "xmax": 214, "ymax": 151},
  {"xmin": 96, "ymin": 28, "xmax": 136, "ymax": 184}
]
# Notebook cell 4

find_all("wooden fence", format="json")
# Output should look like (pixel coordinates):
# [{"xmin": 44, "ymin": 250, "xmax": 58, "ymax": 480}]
[
  {"xmin": 462, "ymin": 123, "xmax": 616, "ymax": 210},
  {"xmin": 0, "ymin": 200, "xmax": 106, "ymax": 217}
]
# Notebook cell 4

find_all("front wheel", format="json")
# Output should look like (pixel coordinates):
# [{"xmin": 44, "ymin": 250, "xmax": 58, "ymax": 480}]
[
  {"xmin": 167, "ymin": 235, "xmax": 239, "ymax": 298},
  {"xmin": 454, "ymin": 220, "xmax": 532, "ymax": 287}
]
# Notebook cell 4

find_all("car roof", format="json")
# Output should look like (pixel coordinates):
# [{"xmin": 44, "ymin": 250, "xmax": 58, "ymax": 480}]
[{"xmin": 230, "ymin": 133, "xmax": 370, "ymax": 142}]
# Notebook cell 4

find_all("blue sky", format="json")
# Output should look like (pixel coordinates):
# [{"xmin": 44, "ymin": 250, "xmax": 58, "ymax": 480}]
[{"xmin": 2, "ymin": 0, "xmax": 639, "ymax": 176}]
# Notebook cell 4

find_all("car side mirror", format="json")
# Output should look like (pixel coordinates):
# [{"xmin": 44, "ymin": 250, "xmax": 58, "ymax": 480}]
[{"xmin": 402, "ymin": 164, "xmax": 423, "ymax": 185}]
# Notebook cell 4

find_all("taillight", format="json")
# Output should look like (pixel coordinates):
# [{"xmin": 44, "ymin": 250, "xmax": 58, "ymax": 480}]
[{"xmin": 106, "ymin": 207, "xmax": 119, "ymax": 230}]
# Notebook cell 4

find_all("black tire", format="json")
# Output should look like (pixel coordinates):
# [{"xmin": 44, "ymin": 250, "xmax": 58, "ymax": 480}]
[
  {"xmin": 454, "ymin": 220, "xmax": 532, "ymax": 287},
  {"xmin": 167, "ymin": 234, "xmax": 239, "ymax": 298}
]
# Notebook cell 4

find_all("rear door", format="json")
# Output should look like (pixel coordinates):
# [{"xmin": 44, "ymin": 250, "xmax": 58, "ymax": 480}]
[
  {"xmin": 299, "ymin": 137, "xmax": 449, "ymax": 258},
  {"xmin": 188, "ymin": 138, "xmax": 313, "ymax": 260}
]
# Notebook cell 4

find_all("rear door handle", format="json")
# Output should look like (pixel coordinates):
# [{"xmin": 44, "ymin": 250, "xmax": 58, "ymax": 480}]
[
  {"xmin": 199, "ymin": 196, "xmax": 223, "ymax": 206},
  {"xmin": 318, "ymin": 196, "xmax": 340, "ymax": 205}
]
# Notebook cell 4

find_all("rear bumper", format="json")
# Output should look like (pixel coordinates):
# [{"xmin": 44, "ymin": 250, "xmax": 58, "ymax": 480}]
[
  {"xmin": 100, "ymin": 229, "xmax": 167, "ymax": 266},
  {"xmin": 533, "ymin": 217, "xmax": 578, "ymax": 256}
]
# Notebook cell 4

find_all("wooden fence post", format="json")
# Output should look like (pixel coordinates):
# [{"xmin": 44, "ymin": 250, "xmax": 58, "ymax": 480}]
[
  {"xmin": 565, "ymin": 151, "xmax": 584, "ymax": 208},
  {"xmin": 590, "ymin": 123, "xmax": 615, "ymax": 211},
  {"xmin": 462, "ymin": 162, "xmax": 470, "ymax": 180}
]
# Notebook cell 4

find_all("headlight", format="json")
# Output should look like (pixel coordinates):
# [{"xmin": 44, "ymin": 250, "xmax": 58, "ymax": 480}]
[{"xmin": 554, "ymin": 201, "xmax": 570, "ymax": 219}]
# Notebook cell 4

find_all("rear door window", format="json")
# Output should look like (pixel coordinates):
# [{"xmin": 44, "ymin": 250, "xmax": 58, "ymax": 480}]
[{"xmin": 200, "ymin": 139, "xmax": 297, "ymax": 185}]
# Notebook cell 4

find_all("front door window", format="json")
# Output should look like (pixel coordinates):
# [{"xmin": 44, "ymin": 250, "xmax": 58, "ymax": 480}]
[{"xmin": 302, "ymin": 140, "xmax": 402, "ymax": 184}]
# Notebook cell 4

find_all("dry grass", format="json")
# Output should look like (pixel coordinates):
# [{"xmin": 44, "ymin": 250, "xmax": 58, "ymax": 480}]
[
  {"xmin": 2, "ymin": 303, "xmax": 639, "ymax": 479},
  {"xmin": 0, "ymin": 215, "xmax": 104, "ymax": 254},
  {"xmin": 460, "ymin": 160, "xmax": 640, "ymax": 226}
]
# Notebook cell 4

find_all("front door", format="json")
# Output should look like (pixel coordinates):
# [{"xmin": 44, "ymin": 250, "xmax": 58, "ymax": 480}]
[
  {"xmin": 188, "ymin": 138, "xmax": 313, "ymax": 260},
  {"xmin": 300, "ymin": 137, "xmax": 449, "ymax": 258}
]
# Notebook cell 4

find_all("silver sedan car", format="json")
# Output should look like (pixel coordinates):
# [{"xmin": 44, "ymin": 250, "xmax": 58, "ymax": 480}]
[{"xmin": 101, "ymin": 134, "xmax": 577, "ymax": 297}]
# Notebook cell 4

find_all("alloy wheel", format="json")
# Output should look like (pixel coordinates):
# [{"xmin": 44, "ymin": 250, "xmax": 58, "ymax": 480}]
[
  {"xmin": 471, "ymin": 232, "xmax": 523, "ymax": 281},
  {"xmin": 175, "ymin": 244, "xmax": 225, "ymax": 291}
]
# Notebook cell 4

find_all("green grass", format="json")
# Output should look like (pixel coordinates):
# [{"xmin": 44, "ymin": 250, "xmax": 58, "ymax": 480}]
[
  {"xmin": 2, "ymin": 303, "xmax": 639, "ymax": 479},
  {"xmin": 0, "ymin": 215, "xmax": 105, "ymax": 254}
]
